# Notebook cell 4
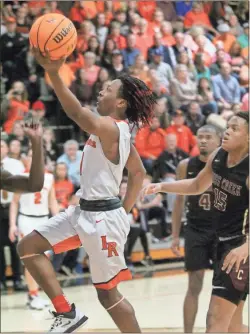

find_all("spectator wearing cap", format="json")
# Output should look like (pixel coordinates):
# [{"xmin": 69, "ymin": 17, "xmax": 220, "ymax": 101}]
[
  {"xmin": 165, "ymin": 110, "xmax": 196, "ymax": 154},
  {"xmin": 213, "ymin": 23, "xmax": 236, "ymax": 53},
  {"xmin": 185, "ymin": 102, "xmax": 206, "ymax": 135},
  {"xmin": 135, "ymin": 116, "xmax": 166, "ymax": 175},
  {"xmin": 121, "ymin": 34, "xmax": 140, "ymax": 68},
  {"xmin": 30, "ymin": 100, "xmax": 49, "ymax": 127},
  {"xmin": 0, "ymin": 17, "xmax": 29, "ymax": 86},
  {"xmin": 148, "ymin": 31, "xmax": 176, "ymax": 68},
  {"xmin": 212, "ymin": 62, "xmax": 241, "ymax": 110},
  {"xmin": 237, "ymin": 22, "xmax": 249, "ymax": 49},
  {"xmin": 109, "ymin": 50, "xmax": 127, "ymax": 80},
  {"xmin": 149, "ymin": 48, "xmax": 174, "ymax": 94}
]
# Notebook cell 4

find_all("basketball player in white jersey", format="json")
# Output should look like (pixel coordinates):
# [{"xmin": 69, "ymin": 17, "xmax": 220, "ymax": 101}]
[
  {"xmin": 1, "ymin": 122, "xmax": 44, "ymax": 193},
  {"xmin": 9, "ymin": 148, "xmax": 59, "ymax": 310},
  {"xmin": 17, "ymin": 48, "xmax": 157, "ymax": 332}
]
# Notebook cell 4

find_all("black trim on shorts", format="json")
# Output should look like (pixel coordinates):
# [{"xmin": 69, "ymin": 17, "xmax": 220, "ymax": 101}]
[{"xmin": 19, "ymin": 212, "xmax": 49, "ymax": 218}]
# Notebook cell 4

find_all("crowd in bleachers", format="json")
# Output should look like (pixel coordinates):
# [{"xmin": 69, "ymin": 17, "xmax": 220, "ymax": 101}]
[{"xmin": 0, "ymin": 0, "xmax": 249, "ymax": 285}]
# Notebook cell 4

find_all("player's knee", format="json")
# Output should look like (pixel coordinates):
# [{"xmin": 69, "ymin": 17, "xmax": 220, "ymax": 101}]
[
  {"xmin": 17, "ymin": 231, "xmax": 45, "ymax": 257},
  {"xmin": 188, "ymin": 280, "xmax": 203, "ymax": 296},
  {"xmin": 206, "ymin": 309, "xmax": 228, "ymax": 330}
]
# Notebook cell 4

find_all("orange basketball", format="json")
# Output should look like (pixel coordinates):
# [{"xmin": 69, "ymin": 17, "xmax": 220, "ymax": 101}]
[{"xmin": 29, "ymin": 13, "xmax": 77, "ymax": 60}]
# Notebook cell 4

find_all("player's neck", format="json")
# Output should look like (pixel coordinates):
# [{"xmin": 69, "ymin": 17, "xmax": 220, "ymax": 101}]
[
  {"xmin": 199, "ymin": 155, "xmax": 208, "ymax": 163},
  {"xmin": 227, "ymin": 147, "xmax": 249, "ymax": 167}
]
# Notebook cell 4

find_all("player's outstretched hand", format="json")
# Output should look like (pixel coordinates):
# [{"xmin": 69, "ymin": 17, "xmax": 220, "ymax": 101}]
[
  {"xmin": 23, "ymin": 120, "xmax": 43, "ymax": 141},
  {"xmin": 140, "ymin": 183, "xmax": 162, "ymax": 199},
  {"xmin": 222, "ymin": 241, "xmax": 249, "ymax": 274},
  {"xmin": 171, "ymin": 237, "xmax": 181, "ymax": 257},
  {"xmin": 31, "ymin": 46, "xmax": 65, "ymax": 73}
]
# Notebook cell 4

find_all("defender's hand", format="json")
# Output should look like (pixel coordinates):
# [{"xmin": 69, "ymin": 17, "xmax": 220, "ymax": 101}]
[
  {"xmin": 24, "ymin": 120, "xmax": 43, "ymax": 140},
  {"xmin": 171, "ymin": 237, "xmax": 181, "ymax": 257},
  {"xmin": 140, "ymin": 183, "xmax": 162, "ymax": 199},
  {"xmin": 9, "ymin": 226, "xmax": 18, "ymax": 243},
  {"xmin": 31, "ymin": 46, "xmax": 65, "ymax": 73},
  {"xmin": 222, "ymin": 242, "xmax": 249, "ymax": 274}
]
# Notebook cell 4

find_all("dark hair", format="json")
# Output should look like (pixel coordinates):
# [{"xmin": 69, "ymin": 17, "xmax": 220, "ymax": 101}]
[
  {"xmin": 118, "ymin": 75, "xmax": 157, "ymax": 128},
  {"xmin": 236, "ymin": 111, "xmax": 249, "ymax": 124},
  {"xmin": 198, "ymin": 124, "xmax": 222, "ymax": 139},
  {"xmin": 55, "ymin": 162, "xmax": 69, "ymax": 181}
]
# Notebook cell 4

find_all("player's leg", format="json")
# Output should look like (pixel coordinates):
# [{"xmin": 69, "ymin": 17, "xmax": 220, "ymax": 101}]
[
  {"xmin": 17, "ymin": 207, "xmax": 88, "ymax": 332},
  {"xmin": 184, "ymin": 270, "xmax": 205, "ymax": 333},
  {"xmin": 81, "ymin": 208, "xmax": 141, "ymax": 332},
  {"xmin": 183, "ymin": 226, "xmax": 213, "ymax": 332},
  {"xmin": 229, "ymin": 298, "xmax": 248, "ymax": 333},
  {"xmin": 96, "ymin": 286, "xmax": 141, "ymax": 333},
  {"xmin": 206, "ymin": 295, "xmax": 237, "ymax": 332}
]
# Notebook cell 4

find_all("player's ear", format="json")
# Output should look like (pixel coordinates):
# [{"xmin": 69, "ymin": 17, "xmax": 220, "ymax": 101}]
[{"xmin": 117, "ymin": 98, "xmax": 127, "ymax": 109}]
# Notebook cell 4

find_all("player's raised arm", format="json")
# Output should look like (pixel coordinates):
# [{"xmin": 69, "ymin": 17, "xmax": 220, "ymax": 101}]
[
  {"xmin": 141, "ymin": 148, "xmax": 219, "ymax": 198},
  {"xmin": 122, "ymin": 144, "xmax": 146, "ymax": 214},
  {"xmin": 1, "ymin": 123, "xmax": 44, "ymax": 193},
  {"xmin": 31, "ymin": 47, "xmax": 119, "ymax": 139}
]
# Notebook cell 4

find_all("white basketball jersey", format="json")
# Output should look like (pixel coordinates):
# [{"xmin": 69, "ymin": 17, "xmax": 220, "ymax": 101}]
[
  {"xmin": 78, "ymin": 121, "xmax": 131, "ymax": 200},
  {"xmin": 19, "ymin": 172, "xmax": 54, "ymax": 216}
]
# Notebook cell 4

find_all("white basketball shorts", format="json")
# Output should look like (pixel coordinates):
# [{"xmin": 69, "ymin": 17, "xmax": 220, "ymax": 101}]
[
  {"xmin": 18, "ymin": 214, "xmax": 49, "ymax": 239},
  {"xmin": 34, "ymin": 205, "xmax": 132, "ymax": 290}
]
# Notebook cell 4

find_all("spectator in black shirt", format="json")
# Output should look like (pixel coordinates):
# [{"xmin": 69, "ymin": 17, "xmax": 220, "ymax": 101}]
[
  {"xmin": 185, "ymin": 102, "xmax": 206, "ymax": 135},
  {"xmin": 153, "ymin": 133, "xmax": 189, "ymax": 214},
  {"xmin": 109, "ymin": 50, "xmax": 127, "ymax": 80},
  {"xmin": 0, "ymin": 17, "xmax": 29, "ymax": 87}
]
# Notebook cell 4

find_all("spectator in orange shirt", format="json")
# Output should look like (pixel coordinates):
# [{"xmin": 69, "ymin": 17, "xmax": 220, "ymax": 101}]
[
  {"xmin": 148, "ymin": 8, "xmax": 165, "ymax": 35},
  {"xmin": 54, "ymin": 162, "xmax": 74, "ymax": 211},
  {"xmin": 161, "ymin": 21, "xmax": 176, "ymax": 47},
  {"xmin": 135, "ymin": 18, "xmax": 154, "ymax": 59},
  {"xmin": 135, "ymin": 116, "xmax": 166, "ymax": 174},
  {"xmin": 193, "ymin": 35, "xmax": 212, "ymax": 67},
  {"xmin": 184, "ymin": 2, "xmax": 213, "ymax": 32},
  {"xmin": 108, "ymin": 22, "xmax": 127, "ymax": 49},
  {"xmin": 79, "ymin": 1, "xmax": 97, "ymax": 20},
  {"xmin": 2, "ymin": 81, "xmax": 30, "ymax": 134},
  {"xmin": 213, "ymin": 23, "xmax": 236, "ymax": 53},
  {"xmin": 166, "ymin": 109, "xmax": 196, "ymax": 154},
  {"xmin": 69, "ymin": 2, "xmax": 86, "ymax": 24},
  {"xmin": 67, "ymin": 50, "xmax": 85, "ymax": 74},
  {"xmin": 76, "ymin": 20, "xmax": 96, "ymax": 53},
  {"xmin": 137, "ymin": 1, "xmax": 156, "ymax": 22}
]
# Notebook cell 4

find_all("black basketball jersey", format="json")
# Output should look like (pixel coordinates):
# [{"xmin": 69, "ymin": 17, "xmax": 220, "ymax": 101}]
[
  {"xmin": 186, "ymin": 156, "xmax": 214, "ymax": 229},
  {"xmin": 212, "ymin": 148, "xmax": 249, "ymax": 239}
]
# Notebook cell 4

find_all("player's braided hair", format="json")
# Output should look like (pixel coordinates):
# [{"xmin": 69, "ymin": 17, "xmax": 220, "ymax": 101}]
[
  {"xmin": 118, "ymin": 75, "xmax": 157, "ymax": 129},
  {"xmin": 236, "ymin": 111, "xmax": 249, "ymax": 124}
]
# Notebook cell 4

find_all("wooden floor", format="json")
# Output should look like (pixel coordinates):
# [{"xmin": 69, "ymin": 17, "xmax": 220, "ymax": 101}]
[{"xmin": 1, "ymin": 270, "xmax": 249, "ymax": 333}]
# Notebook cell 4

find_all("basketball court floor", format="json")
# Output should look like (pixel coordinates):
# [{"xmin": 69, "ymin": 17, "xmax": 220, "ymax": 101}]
[{"xmin": 2, "ymin": 267, "xmax": 248, "ymax": 332}]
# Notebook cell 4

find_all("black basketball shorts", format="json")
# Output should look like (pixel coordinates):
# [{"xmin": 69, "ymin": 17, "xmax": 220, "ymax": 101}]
[
  {"xmin": 184, "ymin": 223, "xmax": 216, "ymax": 272},
  {"xmin": 212, "ymin": 236, "xmax": 249, "ymax": 305}
]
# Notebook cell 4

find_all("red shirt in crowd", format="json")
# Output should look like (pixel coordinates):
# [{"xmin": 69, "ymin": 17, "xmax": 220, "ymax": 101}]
[
  {"xmin": 4, "ymin": 99, "xmax": 30, "ymax": 134},
  {"xmin": 54, "ymin": 179, "xmax": 74, "ymax": 209}
]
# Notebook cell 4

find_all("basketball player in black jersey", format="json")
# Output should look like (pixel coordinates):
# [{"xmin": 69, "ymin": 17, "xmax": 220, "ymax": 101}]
[
  {"xmin": 141, "ymin": 112, "xmax": 249, "ymax": 332},
  {"xmin": 171, "ymin": 125, "xmax": 220, "ymax": 333}
]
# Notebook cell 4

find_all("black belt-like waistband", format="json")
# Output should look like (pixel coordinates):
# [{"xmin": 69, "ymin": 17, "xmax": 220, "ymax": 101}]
[
  {"xmin": 19, "ymin": 213, "xmax": 49, "ymax": 218},
  {"xmin": 79, "ymin": 198, "xmax": 122, "ymax": 212}
]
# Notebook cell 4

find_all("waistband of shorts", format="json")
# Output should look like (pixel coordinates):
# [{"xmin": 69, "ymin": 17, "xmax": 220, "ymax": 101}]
[
  {"xmin": 79, "ymin": 197, "xmax": 122, "ymax": 212},
  {"xmin": 19, "ymin": 212, "xmax": 49, "ymax": 218}
]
